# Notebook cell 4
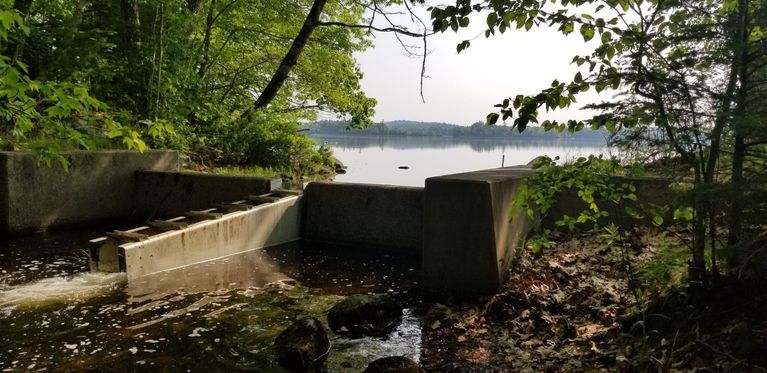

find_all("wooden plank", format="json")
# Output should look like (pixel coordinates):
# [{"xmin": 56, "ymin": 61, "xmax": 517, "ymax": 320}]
[
  {"xmin": 147, "ymin": 220, "xmax": 189, "ymax": 231},
  {"xmin": 185, "ymin": 210, "xmax": 223, "ymax": 220},
  {"xmin": 165, "ymin": 216, "xmax": 189, "ymax": 223},
  {"xmin": 89, "ymin": 237, "xmax": 109, "ymax": 246},
  {"xmin": 107, "ymin": 230, "xmax": 149, "ymax": 242},
  {"xmin": 271, "ymin": 189, "xmax": 302, "ymax": 195},
  {"xmin": 219, "ymin": 203, "xmax": 253, "ymax": 211},
  {"xmin": 246, "ymin": 195, "xmax": 280, "ymax": 204},
  {"xmin": 126, "ymin": 226, "xmax": 151, "ymax": 233}
]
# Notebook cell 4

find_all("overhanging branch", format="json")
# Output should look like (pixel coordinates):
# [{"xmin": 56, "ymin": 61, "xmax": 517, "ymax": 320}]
[{"xmin": 316, "ymin": 21, "xmax": 433, "ymax": 38}]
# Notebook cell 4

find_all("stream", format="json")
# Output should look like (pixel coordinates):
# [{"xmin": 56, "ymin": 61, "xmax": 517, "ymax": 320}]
[{"xmin": 0, "ymin": 228, "xmax": 423, "ymax": 372}]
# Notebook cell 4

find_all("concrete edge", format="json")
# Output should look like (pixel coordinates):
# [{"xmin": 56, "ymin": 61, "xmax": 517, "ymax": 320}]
[
  {"xmin": 119, "ymin": 195, "xmax": 301, "ymax": 250},
  {"xmin": 0, "ymin": 153, "xmax": 8, "ymax": 233},
  {"xmin": 306, "ymin": 180, "xmax": 425, "ymax": 192}
]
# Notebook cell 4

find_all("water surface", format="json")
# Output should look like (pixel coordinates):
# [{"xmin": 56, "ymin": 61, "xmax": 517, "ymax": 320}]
[
  {"xmin": 312, "ymin": 135, "xmax": 608, "ymax": 186},
  {"xmin": 0, "ymin": 230, "xmax": 421, "ymax": 372}
]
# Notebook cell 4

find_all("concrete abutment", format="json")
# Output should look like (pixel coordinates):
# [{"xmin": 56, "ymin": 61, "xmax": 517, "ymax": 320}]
[
  {"xmin": 423, "ymin": 167, "xmax": 533, "ymax": 299},
  {"xmin": 5, "ymin": 150, "xmax": 674, "ymax": 300}
]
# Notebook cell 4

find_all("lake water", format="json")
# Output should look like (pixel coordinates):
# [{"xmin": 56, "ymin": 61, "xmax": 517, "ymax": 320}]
[{"xmin": 312, "ymin": 135, "xmax": 610, "ymax": 187}]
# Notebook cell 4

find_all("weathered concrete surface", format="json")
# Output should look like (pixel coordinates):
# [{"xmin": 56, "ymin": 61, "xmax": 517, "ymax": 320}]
[
  {"xmin": 115, "ymin": 195, "xmax": 302, "ymax": 280},
  {"xmin": 132, "ymin": 171, "xmax": 280, "ymax": 220},
  {"xmin": 423, "ymin": 166, "xmax": 533, "ymax": 299},
  {"xmin": 303, "ymin": 182, "xmax": 423, "ymax": 251},
  {"xmin": 543, "ymin": 176, "xmax": 677, "ymax": 229},
  {"xmin": 0, "ymin": 150, "xmax": 178, "ymax": 234}
]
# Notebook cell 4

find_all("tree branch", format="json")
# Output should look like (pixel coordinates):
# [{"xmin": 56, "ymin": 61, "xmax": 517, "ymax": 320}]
[
  {"xmin": 244, "ymin": 0, "xmax": 329, "ymax": 115},
  {"xmin": 316, "ymin": 21, "xmax": 432, "ymax": 38}
]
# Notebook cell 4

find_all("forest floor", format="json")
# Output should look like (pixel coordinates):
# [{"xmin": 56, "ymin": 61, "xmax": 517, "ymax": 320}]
[{"xmin": 418, "ymin": 228, "xmax": 767, "ymax": 372}]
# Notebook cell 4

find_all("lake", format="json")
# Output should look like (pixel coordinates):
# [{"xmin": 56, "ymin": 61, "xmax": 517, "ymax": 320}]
[{"xmin": 311, "ymin": 135, "xmax": 610, "ymax": 187}]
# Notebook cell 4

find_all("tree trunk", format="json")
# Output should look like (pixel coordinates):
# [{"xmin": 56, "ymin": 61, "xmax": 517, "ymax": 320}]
[
  {"xmin": 726, "ymin": 0, "xmax": 753, "ymax": 252},
  {"xmin": 727, "ymin": 134, "xmax": 745, "ymax": 247},
  {"xmin": 187, "ymin": 0, "xmax": 204, "ymax": 12},
  {"xmin": 121, "ymin": 0, "xmax": 141, "ymax": 49},
  {"xmin": 248, "ymin": 0, "xmax": 329, "ymax": 113},
  {"xmin": 7, "ymin": 0, "xmax": 34, "ymax": 63},
  {"xmin": 197, "ymin": 0, "xmax": 217, "ymax": 78}
]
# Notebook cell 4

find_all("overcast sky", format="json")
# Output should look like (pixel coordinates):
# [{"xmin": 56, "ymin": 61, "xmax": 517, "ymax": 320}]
[{"xmin": 354, "ymin": 6, "xmax": 601, "ymax": 126}]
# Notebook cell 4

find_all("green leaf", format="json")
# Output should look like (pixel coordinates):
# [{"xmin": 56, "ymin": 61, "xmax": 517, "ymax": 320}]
[
  {"xmin": 486, "ymin": 12, "xmax": 497, "ymax": 29},
  {"xmin": 749, "ymin": 25, "xmax": 764, "ymax": 42},
  {"xmin": 601, "ymin": 31, "xmax": 612, "ymax": 43},
  {"xmin": 457, "ymin": 40, "xmax": 470, "ymax": 53},
  {"xmin": 673, "ymin": 207, "xmax": 694, "ymax": 221},
  {"xmin": 486, "ymin": 112, "xmax": 500, "ymax": 125}
]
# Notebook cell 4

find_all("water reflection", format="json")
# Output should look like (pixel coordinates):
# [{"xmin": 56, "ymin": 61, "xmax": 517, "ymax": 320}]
[
  {"xmin": 317, "ymin": 134, "xmax": 607, "ymax": 153},
  {"xmin": 313, "ymin": 135, "xmax": 609, "ymax": 187},
  {"xmin": 0, "ymin": 230, "xmax": 423, "ymax": 372},
  {"xmin": 126, "ymin": 247, "xmax": 293, "ymax": 301}
]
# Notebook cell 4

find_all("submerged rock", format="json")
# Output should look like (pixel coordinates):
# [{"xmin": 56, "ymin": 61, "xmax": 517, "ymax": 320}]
[
  {"xmin": 274, "ymin": 317, "xmax": 330, "ymax": 372},
  {"xmin": 363, "ymin": 356, "xmax": 421, "ymax": 373},
  {"xmin": 327, "ymin": 294, "xmax": 402, "ymax": 336}
]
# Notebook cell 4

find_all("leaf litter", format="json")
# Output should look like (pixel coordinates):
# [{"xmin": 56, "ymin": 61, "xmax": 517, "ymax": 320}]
[
  {"xmin": 420, "ymin": 228, "xmax": 767, "ymax": 372},
  {"xmin": 420, "ymin": 231, "xmax": 637, "ymax": 372}
]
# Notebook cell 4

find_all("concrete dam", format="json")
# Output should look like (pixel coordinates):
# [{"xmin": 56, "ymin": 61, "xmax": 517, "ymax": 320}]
[{"xmin": 1, "ymin": 150, "xmax": 534, "ymax": 299}]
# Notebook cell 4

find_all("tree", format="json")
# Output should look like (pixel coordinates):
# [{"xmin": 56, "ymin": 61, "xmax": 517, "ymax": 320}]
[
  {"xmin": 0, "ymin": 4, "xmax": 147, "ymax": 169},
  {"xmin": 431, "ymin": 0, "xmax": 767, "ymax": 288},
  {"xmin": 1, "ymin": 0, "xmax": 429, "ymax": 169}
]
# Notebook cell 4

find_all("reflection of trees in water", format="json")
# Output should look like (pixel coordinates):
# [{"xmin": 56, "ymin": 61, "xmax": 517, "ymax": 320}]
[{"xmin": 311, "ymin": 134, "xmax": 607, "ymax": 152}]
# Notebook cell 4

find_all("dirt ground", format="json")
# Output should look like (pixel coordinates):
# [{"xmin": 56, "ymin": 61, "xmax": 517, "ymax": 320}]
[{"xmin": 418, "ymin": 229, "xmax": 767, "ymax": 372}]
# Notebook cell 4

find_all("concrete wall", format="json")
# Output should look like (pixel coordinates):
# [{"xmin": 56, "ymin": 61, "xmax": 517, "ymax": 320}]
[
  {"xmin": 422, "ymin": 167, "xmax": 533, "ymax": 299},
  {"xmin": 542, "ymin": 176, "xmax": 677, "ymax": 229},
  {"xmin": 132, "ymin": 171, "xmax": 280, "ymax": 220},
  {"xmin": 0, "ymin": 150, "xmax": 178, "ymax": 234},
  {"xmin": 302, "ymin": 182, "xmax": 424, "ymax": 251},
  {"xmin": 116, "ymin": 196, "xmax": 302, "ymax": 280}
]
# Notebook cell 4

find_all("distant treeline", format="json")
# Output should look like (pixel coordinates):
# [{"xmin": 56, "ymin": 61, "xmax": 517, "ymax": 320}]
[{"xmin": 304, "ymin": 120, "xmax": 609, "ymax": 141}]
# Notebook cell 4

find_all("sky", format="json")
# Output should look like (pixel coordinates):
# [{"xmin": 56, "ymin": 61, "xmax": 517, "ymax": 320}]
[{"xmin": 353, "ymin": 5, "xmax": 602, "ymax": 126}]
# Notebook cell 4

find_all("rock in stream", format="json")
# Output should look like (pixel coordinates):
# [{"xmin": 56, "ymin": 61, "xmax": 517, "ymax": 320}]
[
  {"xmin": 327, "ymin": 294, "xmax": 403, "ymax": 336},
  {"xmin": 274, "ymin": 317, "xmax": 330, "ymax": 372},
  {"xmin": 363, "ymin": 356, "xmax": 421, "ymax": 373}
]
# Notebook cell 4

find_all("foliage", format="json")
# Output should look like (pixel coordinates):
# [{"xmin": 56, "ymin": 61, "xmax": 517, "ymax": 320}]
[
  {"xmin": 0, "ymin": 5, "xmax": 150, "ymax": 169},
  {"xmin": 1, "ymin": 0, "xmax": 403, "ymax": 171},
  {"xmin": 213, "ymin": 165, "xmax": 283, "ymax": 178},
  {"xmin": 635, "ymin": 231, "xmax": 689, "ymax": 296},
  {"xmin": 432, "ymin": 0, "xmax": 767, "ymax": 286},
  {"xmin": 512, "ymin": 155, "xmax": 647, "ymax": 232}
]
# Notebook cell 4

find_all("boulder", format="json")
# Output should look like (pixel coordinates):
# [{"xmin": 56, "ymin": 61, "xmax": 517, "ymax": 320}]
[
  {"xmin": 526, "ymin": 155, "xmax": 552, "ymax": 168},
  {"xmin": 327, "ymin": 294, "xmax": 402, "ymax": 336},
  {"xmin": 363, "ymin": 356, "xmax": 421, "ymax": 373},
  {"xmin": 274, "ymin": 317, "xmax": 330, "ymax": 372},
  {"xmin": 333, "ymin": 157, "xmax": 346, "ymax": 170}
]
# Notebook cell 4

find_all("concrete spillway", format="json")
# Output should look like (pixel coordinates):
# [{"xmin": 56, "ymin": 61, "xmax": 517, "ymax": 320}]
[{"xmin": 89, "ymin": 190, "xmax": 302, "ymax": 280}]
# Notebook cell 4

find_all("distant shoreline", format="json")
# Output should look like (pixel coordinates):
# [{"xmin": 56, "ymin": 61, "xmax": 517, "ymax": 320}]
[
  {"xmin": 303, "ymin": 120, "xmax": 610, "ymax": 145},
  {"xmin": 307, "ymin": 132, "xmax": 609, "ymax": 145}
]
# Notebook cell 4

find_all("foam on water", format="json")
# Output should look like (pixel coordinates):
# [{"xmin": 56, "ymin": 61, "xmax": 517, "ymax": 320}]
[{"xmin": 0, "ymin": 272, "xmax": 126, "ymax": 309}]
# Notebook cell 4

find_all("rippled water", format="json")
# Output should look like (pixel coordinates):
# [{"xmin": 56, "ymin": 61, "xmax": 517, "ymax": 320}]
[
  {"xmin": 312, "ymin": 135, "xmax": 609, "ymax": 186},
  {"xmin": 0, "ymin": 229, "xmax": 422, "ymax": 372}
]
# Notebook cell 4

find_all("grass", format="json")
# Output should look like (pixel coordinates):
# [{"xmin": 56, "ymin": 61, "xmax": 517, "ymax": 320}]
[{"xmin": 212, "ymin": 165, "xmax": 286, "ymax": 178}]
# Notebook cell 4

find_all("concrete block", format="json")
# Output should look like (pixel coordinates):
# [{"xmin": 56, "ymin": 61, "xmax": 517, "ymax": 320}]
[
  {"xmin": 423, "ymin": 166, "xmax": 533, "ymax": 299},
  {"xmin": 132, "ymin": 171, "xmax": 280, "ymax": 220},
  {"xmin": 117, "ymin": 195, "xmax": 302, "ymax": 280},
  {"xmin": 0, "ymin": 150, "xmax": 178, "ymax": 234},
  {"xmin": 303, "ymin": 182, "xmax": 423, "ymax": 251}
]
